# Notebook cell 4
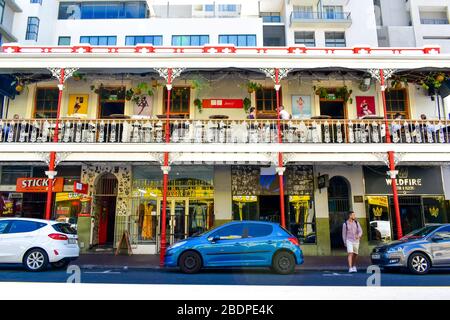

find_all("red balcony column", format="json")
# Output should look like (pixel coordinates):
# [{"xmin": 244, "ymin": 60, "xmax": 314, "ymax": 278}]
[
  {"xmin": 259, "ymin": 67, "xmax": 291, "ymax": 228},
  {"xmin": 274, "ymin": 68, "xmax": 286, "ymax": 228},
  {"xmin": 44, "ymin": 67, "xmax": 78, "ymax": 220},
  {"xmin": 154, "ymin": 67, "xmax": 184, "ymax": 267},
  {"xmin": 379, "ymin": 68, "xmax": 403, "ymax": 239}
]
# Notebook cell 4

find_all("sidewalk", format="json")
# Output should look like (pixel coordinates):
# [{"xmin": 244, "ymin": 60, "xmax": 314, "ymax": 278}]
[{"xmin": 71, "ymin": 254, "xmax": 371, "ymax": 271}]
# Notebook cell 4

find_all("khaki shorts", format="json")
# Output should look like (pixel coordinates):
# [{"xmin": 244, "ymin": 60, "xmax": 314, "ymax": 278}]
[{"xmin": 346, "ymin": 241, "xmax": 360, "ymax": 254}]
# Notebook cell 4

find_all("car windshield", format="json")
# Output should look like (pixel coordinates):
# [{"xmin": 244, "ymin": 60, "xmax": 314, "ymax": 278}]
[{"xmin": 401, "ymin": 225, "xmax": 441, "ymax": 239}]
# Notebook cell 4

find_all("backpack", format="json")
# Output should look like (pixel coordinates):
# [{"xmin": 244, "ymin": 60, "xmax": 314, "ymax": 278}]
[{"xmin": 344, "ymin": 219, "xmax": 360, "ymax": 241}]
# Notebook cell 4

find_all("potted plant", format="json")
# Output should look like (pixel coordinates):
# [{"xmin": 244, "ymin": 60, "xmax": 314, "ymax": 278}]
[
  {"xmin": 390, "ymin": 77, "xmax": 408, "ymax": 90},
  {"xmin": 243, "ymin": 97, "xmax": 252, "ymax": 113},
  {"xmin": 194, "ymin": 98, "xmax": 203, "ymax": 113},
  {"xmin": 419, "ymin": 72, "xmax": 448, "ymax": 91},
  {"xmin": 335, "ymin": 86, "xmax": 353, "ymax": 104},
  {"xmin": 72, "ymin": 71, "xmax": 85, "ymax": 81},
  {"xmin": 313, "ymin": 86, "xmax": 329, "ymax": 99},
  {"xmin": 246, "ymin": 81, "xmax": 262, "ymax": 94},
  {"xmin": 124, "ymin": 82, "xmax": 153, "ymax": 103}
]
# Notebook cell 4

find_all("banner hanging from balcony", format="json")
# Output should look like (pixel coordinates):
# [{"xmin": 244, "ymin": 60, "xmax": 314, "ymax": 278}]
[{"xmin": 202, "ymin": 99, "xmax": 243, "ymax": 109}]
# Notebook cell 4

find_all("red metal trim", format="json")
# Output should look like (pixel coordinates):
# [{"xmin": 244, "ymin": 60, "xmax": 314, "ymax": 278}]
[{"xmin": 2, "ymin": 45, "xmax": 441, "ymax": 56}]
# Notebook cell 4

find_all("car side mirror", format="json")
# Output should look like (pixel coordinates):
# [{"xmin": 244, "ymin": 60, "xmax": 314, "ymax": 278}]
[{"xmin": 432, "ymin": 235, "xmax": 444, "ymax": 242}]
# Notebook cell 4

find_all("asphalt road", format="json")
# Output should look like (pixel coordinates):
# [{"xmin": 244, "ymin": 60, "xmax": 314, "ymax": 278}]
[{"xmin": 1, "ymin": 265, "xmax": 450, "ymax": 286}]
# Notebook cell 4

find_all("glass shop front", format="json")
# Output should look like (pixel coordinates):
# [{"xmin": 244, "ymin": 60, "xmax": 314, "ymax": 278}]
[
  {"xmin": 131, "ymin": 166, "xmax": 214, "ymax": 249},
  {"xmin": 364, "ymin": 166, "xmax": 450, "ymax": 243},
  {"xmin": 231, "ymin": 165, "xmax": 316, "ymax": 244}
]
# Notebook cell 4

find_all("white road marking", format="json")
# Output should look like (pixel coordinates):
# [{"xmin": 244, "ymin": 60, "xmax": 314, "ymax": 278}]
[{"xmin": 83, "ymin": 270, "xmax": 121, "ymax": 274}]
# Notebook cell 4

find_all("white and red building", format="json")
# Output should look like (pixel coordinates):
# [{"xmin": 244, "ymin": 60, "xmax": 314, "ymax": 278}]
[{"xmin": 1, "ymin": 1, "xmax": 450, "ymax": 257}]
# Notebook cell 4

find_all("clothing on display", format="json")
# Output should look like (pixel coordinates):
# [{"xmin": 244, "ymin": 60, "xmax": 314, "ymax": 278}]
[{"xmin": 141, "ymin": 204, "xmax": 154, "ymax": 240}]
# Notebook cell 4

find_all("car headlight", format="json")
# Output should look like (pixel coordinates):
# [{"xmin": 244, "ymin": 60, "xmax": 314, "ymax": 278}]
[
  {"xmin": 387, "ymin": 246, "xmax": 404, "ymax": 253},
  {"xmin": 169, "ymin": 241, "xmax": 187, "ymax": 250}
]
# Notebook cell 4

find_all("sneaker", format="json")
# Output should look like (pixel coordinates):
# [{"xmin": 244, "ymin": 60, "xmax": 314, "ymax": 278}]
[
  {"xmin": 348, "ymin": 268, "xmax": 353, "ymax": 273},
  {"xmin": 351, "ymin": 267, "xmax": 357, "ymax": 273}
]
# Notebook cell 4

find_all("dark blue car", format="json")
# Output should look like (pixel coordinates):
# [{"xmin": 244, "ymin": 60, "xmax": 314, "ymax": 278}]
[{"xmin": 164, "ymin": 221, "xmax": 304, "ymax": 274}]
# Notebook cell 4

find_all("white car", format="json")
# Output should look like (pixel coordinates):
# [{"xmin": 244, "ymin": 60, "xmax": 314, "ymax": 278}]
[{"xmin": 0, "ymin": 218, "xmax": 79, "ymax": 271}]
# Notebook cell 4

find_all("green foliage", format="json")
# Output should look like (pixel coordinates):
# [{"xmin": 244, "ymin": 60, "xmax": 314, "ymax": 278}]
[
  {"xmin": 243, "ymin": 97, "xmax": 252, "ymax": 112},
  {"xmin": 194, "ymin": 98, "xmax": 203, "ymax": 113}
]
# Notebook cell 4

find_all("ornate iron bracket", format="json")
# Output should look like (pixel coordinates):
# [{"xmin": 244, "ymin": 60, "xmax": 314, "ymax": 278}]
[
  {"xmin": 149, "ymin": 152, "xmax": 183, "ymax": 165},
  {"xmin": 259, "ymin": 68, "xmax": 292, "ymax": 84},
  {"xmin": 154, "ymin": 68, "xmax": 185, "ymax": 84},
  {"xmin": 37, "ymin": 152, "xmax": 71, "ymax": 167},
  {"xmin": 265, "ymin": 152, "xmax": 295, "ymax": 166},
  {"xmin": 373, "ymin": 152, "xmax": 404, "ymax": 167},
  {"xmin": 47, "ymin": 67, "xmax": 79, "ymax": 83},
  {"xmin": 367, "ymin": 69, "xmax": 396, "ymax": 84}
]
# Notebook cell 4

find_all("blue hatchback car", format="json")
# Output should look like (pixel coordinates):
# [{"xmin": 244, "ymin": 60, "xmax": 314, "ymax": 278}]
[{"xmin": 164, "ymin": 221, "xmax": 304, "ymax": 274}]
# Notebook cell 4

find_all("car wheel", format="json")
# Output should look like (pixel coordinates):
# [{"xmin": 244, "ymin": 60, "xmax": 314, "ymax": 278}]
[
  {"xmin": 51, "ymin": 260, "xmax": 70, "ymax": 269},
  {"xmin": 272, "ymin": 251, "xmax": 295, "ymax": 275},
  {"xmin": 408, "ymin": 252, "xmax": 431, "ymax": 275},
  {"xmin": 23, "ymin": 249, "xmax": 48, "ymax": 272},
  {"xmin": 179, "ymin": 251, "xmax": 202, "ymax": 274}
]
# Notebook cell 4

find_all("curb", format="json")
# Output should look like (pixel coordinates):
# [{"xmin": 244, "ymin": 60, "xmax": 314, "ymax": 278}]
[{"xmin": 73, "ymin": 264, "xmax": 371, "ymax": 272}]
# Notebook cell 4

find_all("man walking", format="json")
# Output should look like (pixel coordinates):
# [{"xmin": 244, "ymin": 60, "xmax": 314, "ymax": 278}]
[{"xmin": 342, "ymin": 210, "xmax": 363, "ymax": 273}]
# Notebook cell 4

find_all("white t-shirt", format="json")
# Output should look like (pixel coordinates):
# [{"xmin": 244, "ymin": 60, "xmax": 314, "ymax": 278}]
[{"xmin": 280, "ymin": 110, "xmax": 290, "ymax": 120}]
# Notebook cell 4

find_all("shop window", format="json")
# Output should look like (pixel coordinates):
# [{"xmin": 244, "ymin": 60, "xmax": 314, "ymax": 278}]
[
  {"xmin": 34, "ymin": 88, "xmax": 59, "ymax": 118},
  {"xmin": 288, "ymin": 195, "xmax": 316, "ymax": 244},
  {"xmin": 1, "ymin": 166, "xmax": 32, "ymax": 185},
  {"xmin": 163, "ymin": 87, "xmax": 190, "ymax": 115},
  {"xmin": 255, "ymin": 88, "xmax": 280, "ymax": 114},
  {"xmin": 423, "ymin": 196, "xmax": 448, "ymax": 224},
  {"xmin": 231, "ymin": 165, "xmax": 316, "ymax": 244},
  {"xmin": 366, "ymin": 196, "xmax": 392, "ymax": 243},
  {"xmin": 233, "ymin": 196, "xmax": 258, "ymax": 221},
  {"xmin": 385, "ymin": 89, "xmax": 409, "ymax": 119},
  {"xmin": 131, "ymin": 166, "xmax": 214, "ymax": 244},
  {"xmin": 55, "ymin": 193, "xmax": 90, "ymax": 225}
]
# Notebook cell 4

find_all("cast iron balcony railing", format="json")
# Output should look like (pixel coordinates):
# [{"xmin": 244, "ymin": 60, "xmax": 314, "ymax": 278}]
[
  {"xmin": 290, "ymin": 11, "xmax": 351, "ymax": 24},
  {"xmin": 1, "ymin": 119, "xmax": 450, "ymax": 144}
]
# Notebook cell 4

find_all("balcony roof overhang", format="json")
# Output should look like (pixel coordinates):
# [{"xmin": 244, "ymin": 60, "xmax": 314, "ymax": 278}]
[{"xmin": 0, "ymin": 45, "xmax": 449, "ymax": 73}]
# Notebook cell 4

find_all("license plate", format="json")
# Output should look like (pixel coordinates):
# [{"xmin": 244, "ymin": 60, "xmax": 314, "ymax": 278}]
[
  {"xmin": 68, "ymin": 238, "xmax": 77, "ymax": 244},
  {"xmin": 372, "ymin": 254, "xmax": 381, "ymax": 260}
]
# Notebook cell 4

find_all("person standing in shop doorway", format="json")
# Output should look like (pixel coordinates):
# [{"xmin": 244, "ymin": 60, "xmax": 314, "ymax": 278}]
[{"xmin": 342, "ymin": 210, "xmax": 363, "ymax": 273}]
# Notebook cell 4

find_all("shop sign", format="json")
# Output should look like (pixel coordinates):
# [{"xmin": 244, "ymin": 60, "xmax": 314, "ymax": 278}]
[
  {"xmin": 202, "ymin": 99, "xmax": 243, "ymax": 109},
  {"xmin": 73, "ymin": 181, "xmax": 88, "ymax": 195},
  {"xmin": 364, "ymin": 166, "xmax": 443, "ymax": 195},
  {"xmin": 16, "ymin": 178, "xmax": 64, "ymax": 193}
]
